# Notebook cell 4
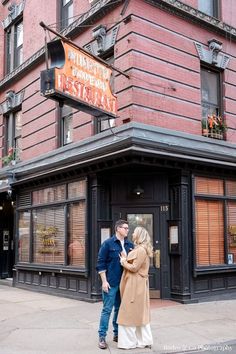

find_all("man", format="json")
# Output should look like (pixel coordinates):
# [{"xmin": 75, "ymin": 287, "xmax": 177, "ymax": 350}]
[{"xmin": 96, "ymin": 219, "xmax": 133, "ymax": 349}]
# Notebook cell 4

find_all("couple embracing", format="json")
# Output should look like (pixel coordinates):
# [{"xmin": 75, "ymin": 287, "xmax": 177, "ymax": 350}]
[{"xmin": 96, "ymin": 219, "xmax": 153, "ymax": 350}]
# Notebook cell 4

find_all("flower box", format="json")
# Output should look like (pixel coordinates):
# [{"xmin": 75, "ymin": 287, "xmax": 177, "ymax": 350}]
[{"xmin": 201, "ymin": 115, "xmax": 227, "ymax": 140}]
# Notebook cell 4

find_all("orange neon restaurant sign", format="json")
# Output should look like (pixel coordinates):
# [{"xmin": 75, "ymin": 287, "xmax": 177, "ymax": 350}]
[{"xmin": 40, "ymin": 39, "xmax": 117, "ymax": 117}]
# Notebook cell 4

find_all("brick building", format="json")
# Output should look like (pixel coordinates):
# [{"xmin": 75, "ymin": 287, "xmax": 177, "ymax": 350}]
[{"xmin": 0, "ymin": 0, "xmax": 236, "ymax": 303}]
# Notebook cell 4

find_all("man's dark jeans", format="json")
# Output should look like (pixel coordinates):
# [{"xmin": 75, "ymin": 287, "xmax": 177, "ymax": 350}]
[{"xmin": 98, "ymin": 285, "xmax": 120, "ymax": 339}]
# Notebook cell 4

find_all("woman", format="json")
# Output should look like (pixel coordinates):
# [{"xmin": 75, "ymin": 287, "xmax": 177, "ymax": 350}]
[{"xmin": 117, "ymin": 226, "xmax": 153, "ymax": 349}]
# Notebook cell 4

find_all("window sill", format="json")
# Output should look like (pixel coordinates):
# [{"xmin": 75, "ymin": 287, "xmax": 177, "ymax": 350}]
[
  {"xmin": 194, "ymin": 265, "xmax": 236, "ymax": 277},
  {"xmin": 15, "ymin": 263, "xmax": 88, "ymax": 276},
  {"xmin": 202, "ymin": 131, "xmax": 224, "ymax": 140}
]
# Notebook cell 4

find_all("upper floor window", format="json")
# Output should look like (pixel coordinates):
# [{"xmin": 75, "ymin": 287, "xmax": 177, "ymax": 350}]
[
  {"xmin": 60, "ymin": 105, "xmax": 73, "ymax": 146},
  {"xmin": 15, "ymin": 21, "xmax": 23, "ymax": 67},
  {"xmin": 200, "ymin": 67, "xmax": 226, "ymax": 139},
  {"xmin": 201, "ymin": 67, "xmax": 220, "ymax": 119},
  {"xmin": 3, "ymin": 110, "xmax": 22, "ymax": 164},
  {"xmin": 95, "ymin": 115, "xmax": 115, "ymax": 133},
  {"xmin": 198, "ymin": 0, "xmax": 219, "ymax": 18},
  {"xmin": 5, "ymin": 20, "xmax": 23, "ymax": 74},
  {"xmin": 60, "ymin": 0, "xmax": 73, "ymax": 30},
  {"xmin": 94, "ymin": 53, "xmax": 116, "ymax": 134}
]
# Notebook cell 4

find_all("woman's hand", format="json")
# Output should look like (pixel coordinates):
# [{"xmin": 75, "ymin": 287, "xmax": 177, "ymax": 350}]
[{"xmin": 119, "ymin": 253, "xmax": 127, "ymax": 265}]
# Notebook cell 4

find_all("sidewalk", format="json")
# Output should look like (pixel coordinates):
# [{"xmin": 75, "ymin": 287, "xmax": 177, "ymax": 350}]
[{"xmin": 0, "ymin": 281, "xmax": 235, "ymax": 354}]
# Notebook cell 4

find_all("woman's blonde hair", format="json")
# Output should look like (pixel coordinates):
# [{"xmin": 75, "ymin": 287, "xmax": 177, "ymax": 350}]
[{"xmin": 133, "ymin": 226, "xmax": 153, "ymax": 257}]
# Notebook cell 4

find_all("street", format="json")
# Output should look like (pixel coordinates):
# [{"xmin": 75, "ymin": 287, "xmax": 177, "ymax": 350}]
[{"xmin": 0, "ymin": 281, "xmax": 236, "ymax": 354}]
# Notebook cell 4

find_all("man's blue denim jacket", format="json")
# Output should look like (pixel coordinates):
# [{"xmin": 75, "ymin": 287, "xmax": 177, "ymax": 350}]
[{"xmin": 96, "ymin": 235, "xmax": 134, "ymax": 287}]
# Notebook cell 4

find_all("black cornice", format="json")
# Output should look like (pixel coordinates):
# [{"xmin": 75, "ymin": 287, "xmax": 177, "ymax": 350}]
[
  {"xmin": 145, "ymin": 0, "xmax": 236, "ymax": 40},
  {"xmin": 0, "ymin": 0, "xmax": 124, "ymax": 91},
  {"xmin": 2, "ymin": 122, "xmax": 236, "ymax": 188}
]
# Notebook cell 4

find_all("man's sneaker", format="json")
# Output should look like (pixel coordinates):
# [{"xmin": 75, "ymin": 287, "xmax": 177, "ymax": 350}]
[
  {"xmin": 98, "ymin": 337, "xmax": 108, "ymax": 349},
  {"xmin": 113, "ymin": 335, "xmax": 118, "ymax": 342}
]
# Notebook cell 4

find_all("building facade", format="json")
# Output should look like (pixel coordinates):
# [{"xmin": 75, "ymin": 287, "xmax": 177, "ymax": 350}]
[{"xmin": 1, "ymin": 0, "xmax": 236, "ymax": 303}]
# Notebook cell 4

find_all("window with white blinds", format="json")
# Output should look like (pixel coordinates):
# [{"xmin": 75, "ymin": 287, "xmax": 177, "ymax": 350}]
[
  {"xmin": 68, "ymin": 202, "xmax": 86, "ymax": 267},
  {"xmin": 18, "ymin": 211, "xmax": 30, "ymax": 262},
  {"xmin": 195, "ymin": 176, "xmax": 236, "ymax": 267},
  {"xmin": 195, "ymin": 200, "xmax": 224, "ymax": 266},
  {"xmin": 33, "ymin": 207, "xmax": 65, "ymax": 264},
  {"xmin": 226, "ymin": 202, "xmax": 236, "ymax": 265},
  {"xmin": 17, "ymin": 179, "xmax": 87, "ymax": 267}
]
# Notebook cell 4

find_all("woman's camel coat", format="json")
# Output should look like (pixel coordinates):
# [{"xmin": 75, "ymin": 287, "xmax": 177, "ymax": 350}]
[{"xmin": 117, "ymin": 246, "xmax": 150, "ymax": 326}]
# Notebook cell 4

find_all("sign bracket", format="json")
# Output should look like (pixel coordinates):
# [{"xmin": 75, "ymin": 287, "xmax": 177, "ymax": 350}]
[{"xmin": 39, "ymin": 21, "xmax": 130, "ymax": 79}]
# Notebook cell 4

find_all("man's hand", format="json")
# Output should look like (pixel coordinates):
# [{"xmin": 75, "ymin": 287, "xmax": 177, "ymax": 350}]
[{"xmin": 102, "ymin": 280, "xmax": 111, "ymax": 293}]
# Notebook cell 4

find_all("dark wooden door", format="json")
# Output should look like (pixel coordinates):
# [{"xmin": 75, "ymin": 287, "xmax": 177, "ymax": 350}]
[{"xmin": 113, "ymin": 206, "xmax": 162, "ymax": 298}]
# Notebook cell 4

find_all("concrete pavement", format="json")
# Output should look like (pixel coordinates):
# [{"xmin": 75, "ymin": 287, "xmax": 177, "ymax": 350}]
[{"xmin": 0, "ymin": 281, "xmax": 235, "ymax": 354}]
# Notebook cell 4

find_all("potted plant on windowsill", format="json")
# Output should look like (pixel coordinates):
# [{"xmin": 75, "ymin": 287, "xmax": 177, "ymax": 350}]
[
  {"xmin": 202, "ymin": 115, "xmax": 227, "ymax": 140},
  {"xmin": 1, "ymin": 147, "xmax": 17, "ymax": 166}
]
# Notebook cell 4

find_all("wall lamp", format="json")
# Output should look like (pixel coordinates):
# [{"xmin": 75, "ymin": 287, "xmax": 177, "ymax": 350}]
[{"xmin": 133, "ymin": 185, "xmax": 144, "ymax": 196}]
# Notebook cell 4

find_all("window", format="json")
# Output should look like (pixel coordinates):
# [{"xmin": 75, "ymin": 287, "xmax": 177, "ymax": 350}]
[
  {"xmin": 14, "ymin": 110, "xmax": 22, "ymax": 159},
  {"xmin": 5, "ymin": 29, "xmax": 11, "ymax": 74},
  {"xmin": 95, "ymin": 115, "xmax": 115, "ymax": 133},
  {"xmin": 17, "ymin": 179, "xmax": 87, "ymax": 268},
  {"xmin": 60, "ymin": 0, "xmax": 73, "ymax": 30},
  {"xmin": 4, "ymin": 110, "xmax": 22, "ymax": 163},
  {"xmin": 200, "ymin": 67, "xmax": 226, "ymax": 139},
  {"xmin": 33, "ymin": 207, "xmax": 65, "ymax": 264},
  {"xmin": 195, "ymin": 200, "xmax": 224, "ymax": 266},
  {"xmin": 68, "ymin": 202, "xmax": 86, "ymax": 267},
  {"xmin": 201, "ymin": 68, "xmax": 221, "ymax": 120},
  {"xmin": 195, "ymin": 177, "xmax": 236, "ymax": 267},
  {"xmin": 198, "ymin": 0, "xmax": 219, "ymax": 17},
  {"xmin": 5, "ymin": 19, "xmax": 23, "ymax": 73},
  {"xmin": 15, "ymin": 21, "xmax": 23, "ymax": 68},
  {"xmin": 60, "ymin": 105, "xmax": 73, "ymax": 145},
  {"xmin": 127, "ymin": 214, "xmax": 154, "ymax": 266},
  {"xmin": 18, "ymin": 211, "xmax": 30, "ymax": 262},
  {"xmin": 32, "ymin": 185, "xmax": 66, "ymax": 204},
  {"xmin": 94, "ymin": 53, "xmax": 116, "ymax": 133}
]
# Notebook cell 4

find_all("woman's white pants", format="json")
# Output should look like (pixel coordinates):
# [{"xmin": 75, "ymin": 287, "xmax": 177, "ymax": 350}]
[{"xmin": 118, "ymin": 323, "xmax": 153, "ymax": 349}]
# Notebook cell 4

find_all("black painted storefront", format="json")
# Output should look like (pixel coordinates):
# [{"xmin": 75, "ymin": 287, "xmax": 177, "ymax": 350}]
[
  {"xmin": 0, "ymin": 191, "xmax": 14, "ymax": 279},
  {"xmin": 1, "ymin": 122, "xmax": 236, "ymax": 302}
]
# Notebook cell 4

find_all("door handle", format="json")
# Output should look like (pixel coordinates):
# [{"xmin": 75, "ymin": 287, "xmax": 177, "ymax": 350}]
[{"xmin": 154, "ymin": 249, "xmax": 160, "ymax": 269}]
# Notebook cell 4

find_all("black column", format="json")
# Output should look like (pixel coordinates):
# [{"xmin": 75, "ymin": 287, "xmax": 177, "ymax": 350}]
[
  {"xmin": 169, "ymin": 172, "xmax": 192, "ymax": 303},
  {"xmin": 89, "ymin": 174, "xmax": 100, "ymax": 298},
  {"xmin": 89, "ymin": 174, "xmax": 111, "ymax": 299}
]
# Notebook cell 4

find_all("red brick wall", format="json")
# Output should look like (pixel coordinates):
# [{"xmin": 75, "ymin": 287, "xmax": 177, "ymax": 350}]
[
  {"xmin": 1, "ymin": 0, "xmax": 236, "ymax": 164},
  {"xmin": 115, "ymin": 0, "xmax": 236, "ymax": 140}
]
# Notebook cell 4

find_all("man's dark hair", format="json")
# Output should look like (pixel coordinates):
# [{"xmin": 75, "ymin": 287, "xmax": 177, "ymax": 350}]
[{"xmin": 115, "ymin": 219, "xmax": 129, "ymax": 232}]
